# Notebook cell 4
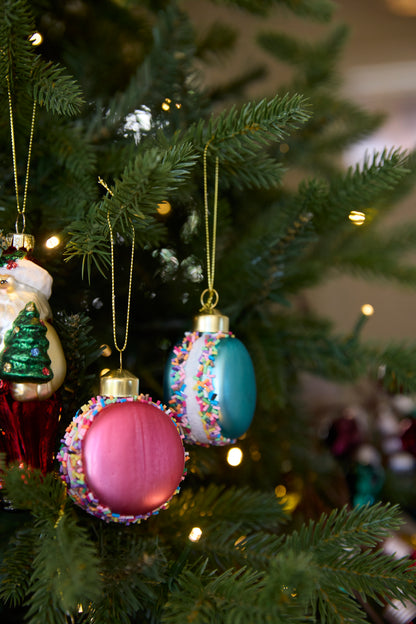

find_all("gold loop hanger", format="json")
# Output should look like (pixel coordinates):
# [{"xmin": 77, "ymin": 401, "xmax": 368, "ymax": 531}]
[
  {"xmin": 7, "ymin": 76, "xmax": 37, "ymax": 235},
  {"xmin": 99, "ymin": 177, "xmax": 135, "ymax": 371},
  {"xmin": 202, "ymin": 142, "xmax": 219, "ymax": 313}
]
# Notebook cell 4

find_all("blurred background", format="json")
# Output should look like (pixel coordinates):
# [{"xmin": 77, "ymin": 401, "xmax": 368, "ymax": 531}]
[{"xmin": 184, "ymin": 0, "xmax": 416, "ymax": 340}]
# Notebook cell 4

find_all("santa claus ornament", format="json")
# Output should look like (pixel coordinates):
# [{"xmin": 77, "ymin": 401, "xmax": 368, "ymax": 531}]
[
  {"xmin": 0, "ymin": 78, "xmax": 67, "ymax": 473},
  {"xmin": 163, "ymin": 148, "xmax": 256, "ymax": 446},
  {"xmin": 57, "ymin": 181, "xmax": 187, "ymax": 523},
  {"xmin": 0, "ymin": 245, "xmax": 67, "ymax": 473}
]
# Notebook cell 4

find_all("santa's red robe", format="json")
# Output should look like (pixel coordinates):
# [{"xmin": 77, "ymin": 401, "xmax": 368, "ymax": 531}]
[{"xmin": 0, "ymin": 380, "xmax": 61, "ymax": 473}]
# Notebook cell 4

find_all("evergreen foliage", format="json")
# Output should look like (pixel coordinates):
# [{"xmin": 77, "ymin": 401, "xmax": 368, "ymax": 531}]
[{"xmin": 1, "ymin": 1, "xmax": 416, "ymax": 623}]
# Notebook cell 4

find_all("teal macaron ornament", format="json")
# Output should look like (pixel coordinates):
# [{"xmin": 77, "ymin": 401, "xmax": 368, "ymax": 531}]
[
  {"xmin": 163, "ymin": 146, "xmax": 256, "ymax": 446},
  {"xmin": 164, "ymin": 298, "xmax": 256, "ymax": 446}
]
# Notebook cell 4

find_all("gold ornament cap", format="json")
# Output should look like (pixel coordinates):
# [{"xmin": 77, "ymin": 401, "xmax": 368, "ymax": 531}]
[
  {"xmin": 100, "ymin": 368, "xmax": 139, "ymax": 397},
  {"xmin": 6, "ymin": 232, "xmax": 35, "ymax": 251},
  {"xmin": 193, "ymin": 309, "xmax": 230, "ymax": 333}
]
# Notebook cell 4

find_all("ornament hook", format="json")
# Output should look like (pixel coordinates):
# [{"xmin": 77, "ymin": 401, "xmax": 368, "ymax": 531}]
[{"xmin": 200, "ymin": 287, "xmax": 219, "ymax": 313}]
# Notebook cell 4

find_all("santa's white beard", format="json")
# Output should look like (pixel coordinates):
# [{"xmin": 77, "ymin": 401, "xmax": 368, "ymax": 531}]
[{"xmin": 0, "ymin": 283, "xmax": 52, "ymax": 351}]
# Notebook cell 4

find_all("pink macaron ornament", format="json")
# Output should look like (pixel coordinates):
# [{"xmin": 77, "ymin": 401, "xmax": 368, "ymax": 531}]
[{"xmin": 57, "ymin": 369, "xmax": 188, "ymax": 524}]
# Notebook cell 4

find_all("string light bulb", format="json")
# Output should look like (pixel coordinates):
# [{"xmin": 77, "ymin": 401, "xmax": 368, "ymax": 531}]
[
  {"xmin": 275, "ymin": 484, "xmax": 287, "ymax": 498},
  {"xmin": 162, "ymin": 98, "xmax": 171, "ymax": 111},
  {"xmin": 227, "ymin": 446, "xmax": 243, "ymax": 466},
  {"xmin": 157, "ymin": 201, "xmax": 172, "ymax": 215},
  {"xmin": 188, "ymin": 527, "xmax": 202, "ymax": 542},
  {"xmin": 361, "ymin": 303, "xmax": 374, "ymax": 316},
  {"xmin": 45, "ymin": 235, "xmax": 60, "ymax": 249},
  {"xmin": 348, "ymin": 210, "xmax": 366, "ymax": 226},
  {"xmin": 29, "ymin": 32, "xmax": 43, "ymax": 46}
]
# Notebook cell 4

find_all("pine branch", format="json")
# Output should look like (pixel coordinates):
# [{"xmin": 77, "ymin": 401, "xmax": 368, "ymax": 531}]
[
  {"xmin": 90, "ymin": 4, "xmax": 201, "ymax": 139},
  {"xmin": 64, "ymin": 141, "xmax": 198, "ymax": 275},
  {"xmin": 245, "ymin": 316, "xmax": 366, "ymax": 386},
  {"xmin": 190, "ymin": 92, "xmax": 311, "ymax": 163},
  {"xmin": 0, "ymin": 1, "xmax": 83, "ymax": 119},
  {"xmin": 31, "ymin": 57, "xmax": 84, "ymax": 116},
  {"xmin": 64, "ymin": 216, "xmax": 111, "ymax": 281},
  {"xmin": 366, "ymin": 342, "xmax": 416, "ymax": 394},
  {"xmin": 1, "ymin": 467, "xmax": 102, "ymax": 623},
  {"xmin": 25, "ymin": 513, "xmax": 102, "ymax": 624},
  {"xmin": 213, "ymin": 0, "xmax": 335, "ymax": 22},
  {"xmin": 2, "ymin": 465, "xmax": 67, "ymax": 522},
  {"xmin": 103, "ymin": 142, "xmax": 198, "ymax": 229},
  {"xmin": 0, "ymin": 0, "xmax": 35, "ymax": 88},
  {"xmin": 283, "ymin": 95, "xmax": 385, "ymax": 176},
  {"xmin": 316, "ymin": 588, "xmax": 372, "ymax": 624},
  {"xmin": 319, "ymin": 549, "xmax": 415, "ymax": 608},
  {"xmin": 163, "ymin": 566, "xmax": 269, "ymax": 624},
  {"xmin": 87, "ymin": 533, "xmax": 163, "ymax": 624},
  {"xmin": 0, "ymin": 526, "xmax": 36, "ymax": 608},
  {"xmin": 195, "ymin": 20, "xmax": 239, "ymax": 62},
  {"xmin": 257, "ymin": 23, "xmax": 349, "ymax": 86},
  {"xmin": 53, "ymin": 311, "xmax": 102, "ymax": 419},
  {"xmin": 207, "ymin": 65, "xmax": 268, "ymax": 103},
  {"xmin": 164, "ymin": 484, "xmax": 288, "ymax": 535},
  {"xmin": 314, "ymin": 148, "xmax": 409, "ymax": 231},
  {"xmin": 329, "ymin": 240, "xmax": 416, "ymax": 290},
  {"xmin": 164, "ymin": 554, "xmax": 317, "ymax": 623},
  {"xmin": 283, "ymin": 503, "xmax": 403, "ymax": 554}
]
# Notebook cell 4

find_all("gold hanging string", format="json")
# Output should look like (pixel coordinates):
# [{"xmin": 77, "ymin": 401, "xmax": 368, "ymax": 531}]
[
  {"xmin": 201, "ymin": 142, "xmax": 220, "ymax": 313},
  {"xmin": 98, "ymin": 177, "xmax": 135, "ymax": 370},
  {"xmin": 7, "ymin": 76, "xmax": 37, "ymax": 234}
]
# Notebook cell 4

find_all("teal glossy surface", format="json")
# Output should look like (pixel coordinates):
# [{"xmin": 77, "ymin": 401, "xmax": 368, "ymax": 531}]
[{"xmin": 213, "ymin": 337, "xmax": 256, "ymax": 438}]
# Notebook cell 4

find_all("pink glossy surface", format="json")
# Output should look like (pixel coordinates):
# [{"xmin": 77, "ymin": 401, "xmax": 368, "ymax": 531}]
[{"xmin": 83, "ymin": 401, "xmax": 185, "ymax": 515}]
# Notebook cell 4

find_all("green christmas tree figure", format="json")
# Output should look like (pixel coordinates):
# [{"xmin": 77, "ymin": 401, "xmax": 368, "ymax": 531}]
[{"xmin": 0, "ymin": 302, "xmax": 53, "ymax": 383}]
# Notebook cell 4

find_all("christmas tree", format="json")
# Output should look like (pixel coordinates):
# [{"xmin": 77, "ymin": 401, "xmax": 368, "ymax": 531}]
[
  {"xmin": 1, "ymin": 1, "xmax": 416, "ymax": 622},
  {"xmin": 0, "ymin": 302, "xmax": 52, "ymax": 383}
]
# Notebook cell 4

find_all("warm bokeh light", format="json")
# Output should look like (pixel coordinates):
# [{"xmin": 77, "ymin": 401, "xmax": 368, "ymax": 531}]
[
  {"xmin": 234, "ymin": 535, "xmax": 246, "ymax": 547},
  {"xmin": 348, "ymin": 210, "xmax": 366, "ymax": 225},
  {"xmin": 162, "ymin": 98, "xmax": 171, "ymax": 111},
  {"xmin": 157, "ymin": 201, "xmax": 172, "ymax": 215},
  {"xmin": 361, "ymin": 303, "xmax": 374, "ymax": 316},
  {"xmin": 29, "ymin": 32, "xmax": 43, "ymax": 46},
  {"xmin": 227, "ymin": 446, "xmax": 243, "ymax": 466},
  {"xmin": 188, "ymin": 527, "xmax": 202, "ymax": 542},
  {"xmin": 100, "ymin": 344, "xmax": 112, "ymax": 357},
  {"xmin": 386, "ymin": 0, "xmax": 416, "ymax": 16},
  {"xmin": 45, "ymin": 235, "xmax": 60, "ymax": 249},
  {"xmin": 281, "ymin": 492, "xmax": 301, "ymax": 512},
  {"xmin": 275, "ymin": 484, "xmax": 287, "ymax": 498},
  {"xmin": 100, "ymin": 368, "xmax": 111, "ymax": 377}
]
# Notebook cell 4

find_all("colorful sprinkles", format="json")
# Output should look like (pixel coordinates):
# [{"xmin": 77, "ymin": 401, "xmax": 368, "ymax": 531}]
[
  {"xmin": 57, "ymin": 394, "xmax": 188, "ymax": 524},
  {"xmin": 168, "ymin": 331, "xmax": 236, "ymax": 446}
]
